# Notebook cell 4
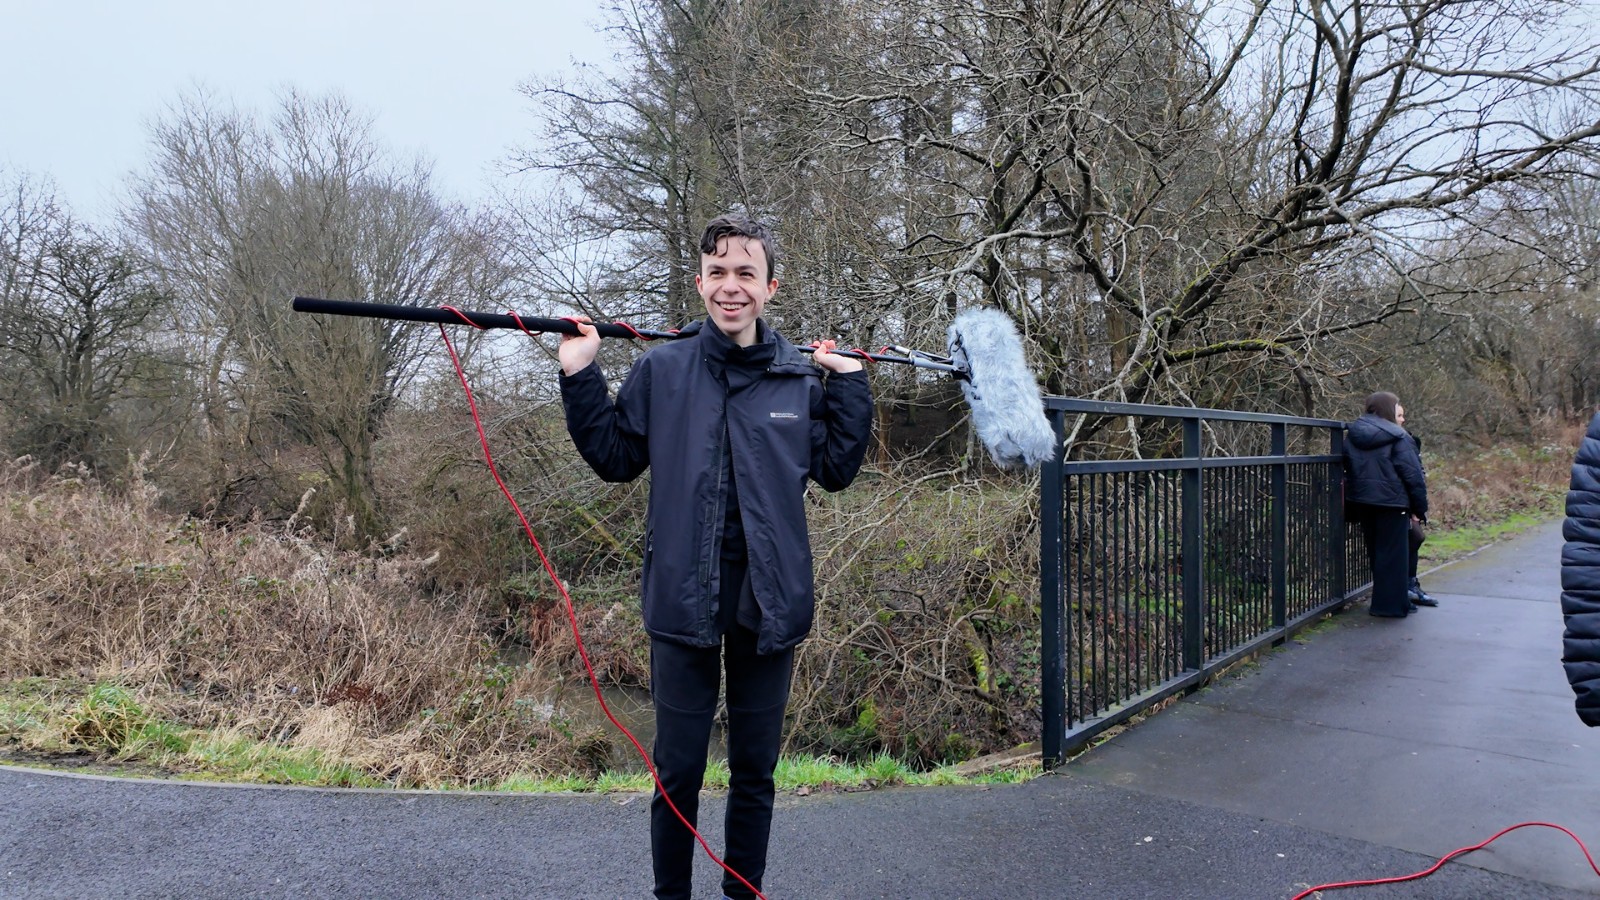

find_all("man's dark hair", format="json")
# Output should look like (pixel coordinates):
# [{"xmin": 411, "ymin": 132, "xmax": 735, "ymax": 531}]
[
  {"xmin": 1365, "ymin": 391, "xmax": 1400, "ymax": 423},
  {"xmin": 700, "ymin": 214, "xmax": 777, "ymax": 281}
]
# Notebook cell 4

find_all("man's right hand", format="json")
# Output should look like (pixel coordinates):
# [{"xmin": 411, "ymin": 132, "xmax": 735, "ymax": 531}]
[{"xmin": 559, "ymin": 316, "xmax": 601, "ymax": 375}]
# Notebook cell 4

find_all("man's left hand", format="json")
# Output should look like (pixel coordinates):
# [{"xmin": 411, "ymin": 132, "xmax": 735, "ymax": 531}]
[{"xmin": 810, "ymin": 339, "xmax": 864, "ymax": 373}]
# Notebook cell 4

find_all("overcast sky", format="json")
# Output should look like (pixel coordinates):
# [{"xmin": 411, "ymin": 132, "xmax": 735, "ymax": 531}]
[{"xmin": 1, "ymin": 1, "xmax": 613, "ymax": 223}]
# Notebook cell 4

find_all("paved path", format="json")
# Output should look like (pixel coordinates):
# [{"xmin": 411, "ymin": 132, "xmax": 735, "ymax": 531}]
[{"xmin": 3, "ymin": 521, "xmax": 1597, "ymax": 898}]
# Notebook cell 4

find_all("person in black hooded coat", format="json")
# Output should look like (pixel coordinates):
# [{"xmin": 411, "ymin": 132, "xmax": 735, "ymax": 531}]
[
  {"xmin": 1343, "ymin": 391, "xmax": 1429, "ymax": 617},
  {"xmin": 558, "ymin": 214, "xmax": 873, "ymax": 900},
  {"xmin": 1561, "ymin": 410, "xmax": 1600, "ymax": 726}
]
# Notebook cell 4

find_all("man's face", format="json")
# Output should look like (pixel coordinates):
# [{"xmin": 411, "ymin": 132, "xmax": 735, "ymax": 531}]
[
  {"xmin": 696, "ymin": 236, "xmax": 775, "ymax": 347},
  {"xmin": 1396, "ymin": 404, "xmax": 1406, "ymax": 426}
]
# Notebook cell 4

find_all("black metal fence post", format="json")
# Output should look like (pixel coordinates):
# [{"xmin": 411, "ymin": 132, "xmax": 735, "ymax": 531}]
[
  {"xmin": 1181, "ymin": 417, "xmax": 1204, "ymax": 671},
  {"xmin": 1271, "ymin": 423, "xmax": 1288, "ymax": 628},
  {"xmin": 1330, "ymin": 425, "xmax": 1347, "ymax": 600}
]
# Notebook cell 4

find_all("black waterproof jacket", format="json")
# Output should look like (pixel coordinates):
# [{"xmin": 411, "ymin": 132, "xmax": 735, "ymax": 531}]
[
  {"xmin": 1342, "ymin": 413, "xmax": 1429, "ymax": 517},
  {"xmin": 560, "ymin": 319, "xmax": 873, "ymax": 655},
  {"xmin": 1561, "ymin": 411, "xmax": 1600, "ymax": 726}
]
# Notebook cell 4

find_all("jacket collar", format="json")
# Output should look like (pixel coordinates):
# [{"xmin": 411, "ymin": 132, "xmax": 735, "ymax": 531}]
[{"xmin": 684, "ymin": 318, "xmax": 813, "ymax": 374}]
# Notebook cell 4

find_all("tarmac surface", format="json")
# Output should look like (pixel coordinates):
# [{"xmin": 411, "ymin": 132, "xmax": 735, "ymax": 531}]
[{"xmin": 2, "ymin": 520, "xmax": 1597, "ymax": 898}]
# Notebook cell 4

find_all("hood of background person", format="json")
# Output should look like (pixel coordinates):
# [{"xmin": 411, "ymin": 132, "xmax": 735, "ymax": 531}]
[{"xmin": 1347, "ymin": 412, "xmax": 1407, "ymax": 451}]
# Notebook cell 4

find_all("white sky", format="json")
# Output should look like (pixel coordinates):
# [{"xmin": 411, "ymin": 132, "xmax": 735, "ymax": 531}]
[{"xmin": 0, "ymin": 0, "xmax": 613, "ymax": 223}]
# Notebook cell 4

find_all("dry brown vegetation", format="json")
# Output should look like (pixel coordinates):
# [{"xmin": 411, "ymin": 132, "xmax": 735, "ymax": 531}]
[
  {"xmin": 1417, "ymin": 418, "xmax": 1580, "ymax": 537},
  {"xmin": 794, "ymin": 474, "xmax": 1041, "ymax": 762},
  {"xmin": 0, "ymin": 457, "xmax": 612, "ymax": 787}
]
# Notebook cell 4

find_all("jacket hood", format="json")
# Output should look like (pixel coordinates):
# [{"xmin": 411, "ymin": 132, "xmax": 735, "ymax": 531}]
[{"xmin": 1347, "ymin": 412, "xmax": 1407, "ymax": 451}]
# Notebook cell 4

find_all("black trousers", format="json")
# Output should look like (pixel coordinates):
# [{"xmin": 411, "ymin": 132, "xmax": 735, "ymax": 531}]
[
  {"xmin": 649, "ymin": 626, "xmax": 793, "ymax": 900},
  {"xmin": 1351, "ymin": 502, "xmax": 1411, "ymax": 615}
]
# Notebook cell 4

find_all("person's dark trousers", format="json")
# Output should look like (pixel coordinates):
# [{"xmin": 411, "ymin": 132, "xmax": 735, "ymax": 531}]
[
  {"xmin": 1352, "ymin": 502, "xmax": 1411, "ymax": 616},
  {"xmin": 648, "ymin": 626, "xmax": 794, "ymax": 900}
]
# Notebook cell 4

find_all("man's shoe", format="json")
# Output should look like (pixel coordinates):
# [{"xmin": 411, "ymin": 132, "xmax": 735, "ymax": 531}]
[{"xmin": 1410, "ymin": 578, "xmax": 1439, "ymax": 607}]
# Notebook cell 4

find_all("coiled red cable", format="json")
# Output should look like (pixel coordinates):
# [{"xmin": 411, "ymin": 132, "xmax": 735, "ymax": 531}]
[{"xmin": 436, "ymin": 322, "xmax": 767, "ymax": 899}]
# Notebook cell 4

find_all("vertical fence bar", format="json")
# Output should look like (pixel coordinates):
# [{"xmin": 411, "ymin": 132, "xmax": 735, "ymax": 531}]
[
  {"xmin": 1094, "ymin": 472, "xmax": 1106, "ymax": 713},
  {"xmin": 1115, "ymin": 473, "xmax": 1126, "ymax": 702},
  {"xmin": 1181, "ymin": 416, "xmax": 1204, "ymax": 671},
  {"xmin": 1040, "ymin": 409, "xmax": 1066, "ymax": 767},
  {"xmin": 1329, "ymin": 425, "xmax": 1347, "ymax": 602},
  {"xmin": 1271, "ymin": 423, "xmax": 1288, "ymax": 629},
  {"xmin": 1090, "ymin": 473, "xmax": 1099, "ymax": 713},
  {"xmin": 1167, "ymin": 470, "xmax": 1178, "ymax": 680},
  {"xmin": 1135, "ymin": 474, "xmax": 1145, "ymax": 692}
]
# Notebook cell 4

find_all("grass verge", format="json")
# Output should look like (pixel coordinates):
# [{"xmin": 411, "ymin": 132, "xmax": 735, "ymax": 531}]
[
  {"xmin": 0, "ymin": 678, "xmax": 1038, "ymax": 792},
  {"xmin": 1419, "ymin": 505, "xmax": 1564, "ymax": 566}
]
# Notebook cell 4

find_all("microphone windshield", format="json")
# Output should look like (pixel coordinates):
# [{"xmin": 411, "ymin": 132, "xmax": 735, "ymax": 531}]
[{"xmin": 948, "ymin": 308, "xmax": 1057, "ymax": 472}]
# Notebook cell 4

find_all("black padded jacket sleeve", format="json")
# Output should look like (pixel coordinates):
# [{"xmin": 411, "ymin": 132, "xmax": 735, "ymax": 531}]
[
  {"xmin": 809, "ymin": 369, "xmax": 873, "ymax": 492},
  {"xmin": 559, "ymin": 361, "xmax": 649, "ymax": 483}
]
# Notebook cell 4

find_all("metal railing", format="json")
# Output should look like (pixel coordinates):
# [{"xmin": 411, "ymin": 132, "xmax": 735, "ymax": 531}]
[{"xmin": 1039, "ymin": 398, "xmax": 1371, "ymax": 766}]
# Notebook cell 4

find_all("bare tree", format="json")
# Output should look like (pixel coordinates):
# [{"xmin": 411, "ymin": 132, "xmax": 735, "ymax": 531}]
[
  {"xmin": 127, "ymin": 88, "xmax": 512, "ymax": 540},
  {"xmin": 0, "ymin": 173, "xmax": 177, "ymax": 472},
  {"xmin": 1372, "ymin": 170, "xmax": 1600, "ymax": 434},
  {"xmin": 6, "ymin": 235, "xmax": 171, "ymax": 470},
  {"xmin": 0, "ymin": 170, "xmax": 69, "ymax": 314},
  {"xmin": 512, "ymin": 0, "xmax": 730, "ymax": 326},
  {"xmin": 0, "ymin": 171, "xmax": 65, "ymax": 456}
]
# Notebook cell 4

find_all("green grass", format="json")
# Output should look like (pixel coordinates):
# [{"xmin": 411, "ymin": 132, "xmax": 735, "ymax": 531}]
[
  {"xmin": 179, "ymin": 733, "xmax": 379, "ymax": 787},
  {"xmin": 592, "ymin": 770, "xmax": 654, "ymax": 792},
  {"xmin": 61, "ymin": 683, "xmax": 148, "ymax": 752},
  {"xmin": 0, "ymin": 680, "xmax": 381, "ymax": 788},
  {"xmin": 0, "ymin": 681, "xmax": 53, "ymax": 737},
  {"xmin": 1420, "ymin": 503, "xmax": 1563, "ymax": 565},
  {"xmin": 476, "ymin": 751, "xmax": 1039, "ymax": 795},
  {"xmin": 488, "ymin": 772, "xmax": 591, "ymax": 793}
]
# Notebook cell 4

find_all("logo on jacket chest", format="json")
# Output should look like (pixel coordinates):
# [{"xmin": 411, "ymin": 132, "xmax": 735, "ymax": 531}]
[{"xmin": 769, "ymin": 411, "xmax": 799, "ymax": 419}]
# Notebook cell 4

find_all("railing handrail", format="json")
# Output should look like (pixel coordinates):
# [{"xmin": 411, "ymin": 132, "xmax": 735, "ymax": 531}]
[{"xmin": 1046, "ymin": 395, "xmax": 1344, "ymax": 429}]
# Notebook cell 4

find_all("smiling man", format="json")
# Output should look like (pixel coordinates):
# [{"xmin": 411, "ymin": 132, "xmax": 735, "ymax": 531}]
[
  {"xmin": 697, "ymin": 224, "xmax": 770, "ymax": 346},
  {"xmin": 557, "ymin": 213, "xmax": 874, "ymax": 900}
]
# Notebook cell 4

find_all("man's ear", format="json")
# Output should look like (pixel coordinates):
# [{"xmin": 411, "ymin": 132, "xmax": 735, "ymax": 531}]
[{"xmin": 767, "ymin": 278, "xmax": 779, "ymax": 297}]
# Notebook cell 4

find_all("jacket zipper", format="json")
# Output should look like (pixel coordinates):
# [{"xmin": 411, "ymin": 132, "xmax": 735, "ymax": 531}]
[{"xmin": 698, "ymin": 403, "xmax": 729, "ymax": 634}]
